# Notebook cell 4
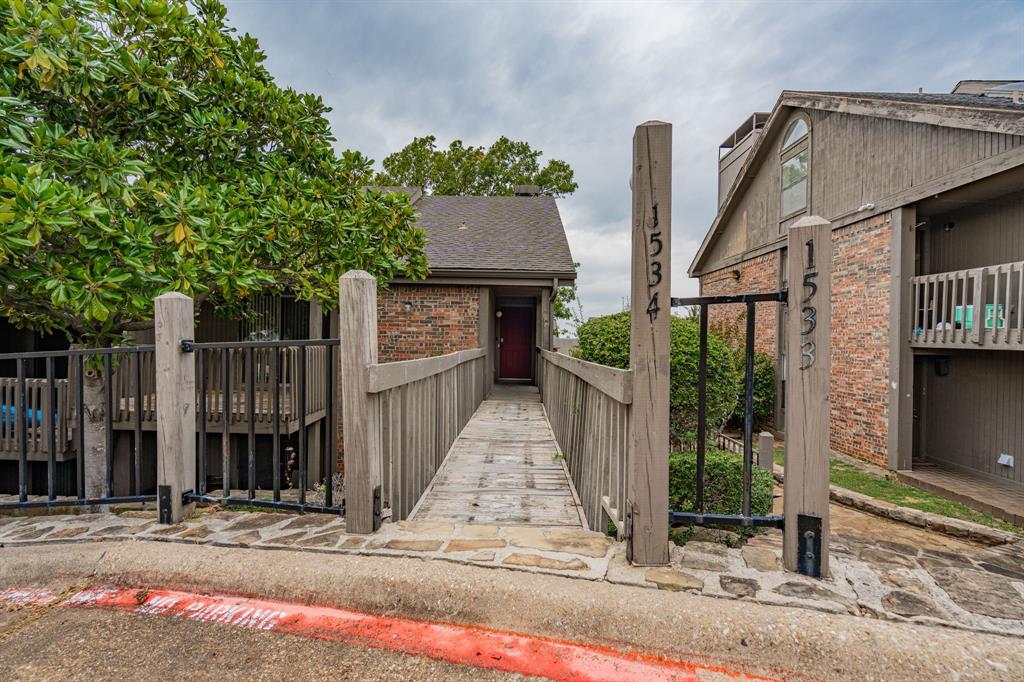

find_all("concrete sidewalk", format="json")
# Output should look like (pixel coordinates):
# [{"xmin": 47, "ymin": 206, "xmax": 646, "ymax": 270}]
[
  {"xmin": 1, "ymin": 541, "xmax": 1022, "ymax": 680},
  {"xmin": 2, "ymin": 506, "xmax": 1023, "ymax": 639}
]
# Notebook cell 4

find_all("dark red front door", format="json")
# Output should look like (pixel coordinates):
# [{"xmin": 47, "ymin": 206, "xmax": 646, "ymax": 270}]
[{"xmin": 499, "ymin": 307, "xmax": 533, "ymax": 380}]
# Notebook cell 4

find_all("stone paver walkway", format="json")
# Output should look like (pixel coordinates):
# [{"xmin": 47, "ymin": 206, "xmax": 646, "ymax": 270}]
[
  {"xmin": 409, "ymin": 386, "xmax": 584, "ymax": 527},
  {"xmin": 2, "ymin": 507, "xmax": 1023, "ymax": 639}
]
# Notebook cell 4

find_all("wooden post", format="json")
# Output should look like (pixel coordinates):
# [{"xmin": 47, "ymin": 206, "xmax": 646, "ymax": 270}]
[
  {"xmin": 340, "ymin": 271, "xmax": 381, "ymax": 533},
  {"xmin": 627, "ymin": 121, "xmax": 671, "ymax": 566},
  {"xmin": 888, "ymin": 207, "xmax": 915, "ymax": 471},
  {"xmin": 155, "ymin": 292, "xmax": 196, "ymax": 524},
  {"xmin": 758, "ymin": 432, "xmax": 775, "ymax": 470},
  {"xmin": 783, "ymin": 216, "xmax": 831, "ymax": 577}
]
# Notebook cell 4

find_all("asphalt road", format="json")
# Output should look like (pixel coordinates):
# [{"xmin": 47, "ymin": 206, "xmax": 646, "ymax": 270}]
[{"xmin": 1, "ymin": 606, "xmax": 535, "ymax": 681}]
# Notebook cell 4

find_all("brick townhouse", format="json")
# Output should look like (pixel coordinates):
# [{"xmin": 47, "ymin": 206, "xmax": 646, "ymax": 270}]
[{"xmin": 689, "ymin": 81, "xmax": 1024, "ymax": 523}]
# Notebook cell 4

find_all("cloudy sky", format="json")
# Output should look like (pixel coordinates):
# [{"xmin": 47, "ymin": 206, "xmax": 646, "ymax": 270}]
[{"xmin": 223, "ymin": 0, "xmax": 1022, "ymax": 319}]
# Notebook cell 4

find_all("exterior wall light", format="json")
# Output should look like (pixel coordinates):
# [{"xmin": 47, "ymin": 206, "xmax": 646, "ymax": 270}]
[{"xmin": 402, "ymin": 301, "xmax": 413, "ymax": 312}]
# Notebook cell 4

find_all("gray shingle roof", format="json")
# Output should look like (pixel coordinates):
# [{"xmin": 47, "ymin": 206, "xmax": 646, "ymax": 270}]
[{"xmin": 412, "ymin": 195, "xmax": 576, "ymax": 277}]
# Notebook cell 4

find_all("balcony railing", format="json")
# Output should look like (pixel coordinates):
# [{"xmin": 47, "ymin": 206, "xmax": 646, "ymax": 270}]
[{"xmin": 911, "ymin": 260, "xmax": 1024, "ymax": 350}]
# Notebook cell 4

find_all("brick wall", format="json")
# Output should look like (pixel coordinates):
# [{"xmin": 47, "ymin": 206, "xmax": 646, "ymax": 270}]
[
  {"xmin": 830, "ymin": 214, "xmax": 891, "ymax": 466},
  {"xmin": 335, "ymin": 284, "xmax": 482, "ymax": 470},
  {"xmin": 377, "ymin": 284, "xmax": 481, "ymax": 361},
  {"xmin": 700, "ymin": 251, "xmax": 780, "ymax": 357},
  {"xmin": 697, "ymin": 213, "xmax": 894, "ymax": 468}
]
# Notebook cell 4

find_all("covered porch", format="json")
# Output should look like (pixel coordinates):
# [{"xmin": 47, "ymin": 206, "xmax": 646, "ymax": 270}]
[{"xmin": 897, "ymin": 461, "xmax": 1024, "ymax": 528}]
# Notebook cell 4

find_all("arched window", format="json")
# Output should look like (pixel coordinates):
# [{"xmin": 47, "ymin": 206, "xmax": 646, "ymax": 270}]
[
  {"xmin": 782, "ymin": 119, "xmax": 808, "ymax": 150},
  {"xmin": 780, "ymin": 118, "xmax": 809, "ymax": 217}
]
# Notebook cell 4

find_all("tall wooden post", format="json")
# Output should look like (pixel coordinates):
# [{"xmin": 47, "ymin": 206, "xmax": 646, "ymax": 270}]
[
  {"xmin": 340, "ymin": 271, "xmax": 381, "ymax": 534},
  {"xmin": 627, "ymin": 121, "xmax": 671, "ymax": 566},
  {"xmin": 783, "ymin": 216, "xmax": 832, "ymax": 577},
  {"xmin": 888, "ymin": 207, "xmax": 915, "ymax": 471},
  {"xmin": 155, "ymin": 292, "xmax": 196, "ymax": 524}
]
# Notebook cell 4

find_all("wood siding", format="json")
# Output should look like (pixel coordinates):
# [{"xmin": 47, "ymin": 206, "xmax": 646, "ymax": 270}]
[
  {"xmin": 808, "ymin": 111, "xmax": 1023, "ymax": 224},
  {"xmin": 919, "ymin": 351, "xmax": 1023, "ymax": 486},
  {"xmin": 924, "ymin": 191, "xmax": 1024, "ymax": 274},
  {"xmin": 701, "ymin": 110, "xmax": 1024, "ymax": 271}
]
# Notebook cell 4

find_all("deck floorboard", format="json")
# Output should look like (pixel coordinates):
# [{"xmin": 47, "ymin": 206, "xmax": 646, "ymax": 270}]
[{"xmin": 410, "ymin": 386, "xmax": 584, "ymax": 527}]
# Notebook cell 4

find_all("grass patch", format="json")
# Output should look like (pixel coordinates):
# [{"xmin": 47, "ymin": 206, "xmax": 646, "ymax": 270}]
[
  {"xmin": 772, "ymin": 446, "xmax": 1017, "ymax": 534},
  {"xmin": 827, "ymin": 460, "xmax": 1019, "ymax": 534}
]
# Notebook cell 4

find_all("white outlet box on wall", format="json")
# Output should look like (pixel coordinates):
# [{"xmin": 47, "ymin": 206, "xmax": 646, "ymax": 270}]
[{"xmin": 997, "ymin": 453, "xmax": 1014, "ymax": 468}]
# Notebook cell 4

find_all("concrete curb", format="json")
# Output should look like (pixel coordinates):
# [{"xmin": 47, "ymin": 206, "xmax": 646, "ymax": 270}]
[
  {"xmin": 772, "ymin": 465, "xmax": 1020, "ymax": 546},
  {"xmin": 2, "ymin": 541, "xmax": 1023, "ymax": 680}
]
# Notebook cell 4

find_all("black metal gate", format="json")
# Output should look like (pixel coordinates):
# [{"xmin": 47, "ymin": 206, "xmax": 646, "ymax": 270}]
[
  {"xmin": 0, "ymin": 346, "xmax": 158, "ymax": 510},
  {"xmin": 668, "ymin": 291, "xmax": 787, "ymax": 529},
  {"xmin": 181, "ymin": 338, "xmax": 343, "ymax": 515}
]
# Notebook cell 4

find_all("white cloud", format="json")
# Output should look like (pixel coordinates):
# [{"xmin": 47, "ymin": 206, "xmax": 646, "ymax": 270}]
[{"xmin": 224, "ymin": 0, "xmax": 1023, "ymax": 318}]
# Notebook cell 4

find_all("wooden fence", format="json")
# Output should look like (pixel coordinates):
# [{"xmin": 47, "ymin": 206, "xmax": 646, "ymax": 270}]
[
  {"xmin": 339, "ymin": 271, "xmax": 489, "ymax": 533},
  {"xmin": 538, "ymin": 349, "xmax": 632, "ymax": 536},
  {"xmin": 369, "ymin": 348, "xmax": 487, "ymax": 520},
  {"xmin": 911, "ymin": 260, "xmax": 1024, "ymax": 350}
]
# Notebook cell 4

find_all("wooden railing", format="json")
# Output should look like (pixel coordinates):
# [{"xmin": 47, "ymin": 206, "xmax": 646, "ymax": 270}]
[
  {"xmin": 912, "ymin": 260, "xmax": 1024, "ymax": 350},
  {"xmin": 110, "ymin": 345, "xmax": 330, "ymax": 431},
  {"xmin": 0, "ymin": 378, "xmax": 70, "ymax": 460},
  {"xmin": 538, "ymin": 348, "xmax": 632, "ymax": 536},
  {"xmin": 368, "ymin": 348, "xmax": 487, "ymax": 520}
]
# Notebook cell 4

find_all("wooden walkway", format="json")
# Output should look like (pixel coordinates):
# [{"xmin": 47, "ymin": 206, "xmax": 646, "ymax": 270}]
[{"xmin": 409, "ymin": 385, "xmax": 585, "ymax": 527}]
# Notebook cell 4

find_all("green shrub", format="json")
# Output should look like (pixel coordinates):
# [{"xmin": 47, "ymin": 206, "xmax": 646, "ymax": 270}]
[
  {"xmin": 730, "ymin": 352, "xmax": 776, "ymax": 428},
  {"xmin": 575, "ymin": 312, "xmax": 740, "ymax": 446},
  {"xmin": 668, "ymin": 450, "xmax": 774, "ymax": 517},
  {"xmin": 709, "ymin": 317, "xmax": 776, "ymax": 429}
]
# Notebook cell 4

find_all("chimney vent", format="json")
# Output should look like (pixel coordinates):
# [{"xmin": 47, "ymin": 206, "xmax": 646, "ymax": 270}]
[{"xmin": 514, "ymin": 185, "xmax": 541, "ymax": 196}]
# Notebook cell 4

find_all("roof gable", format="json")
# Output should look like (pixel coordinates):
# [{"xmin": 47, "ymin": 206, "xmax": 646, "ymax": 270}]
[{"xmin": 689, "ymin": 90, "xmax": 1024, "ymax": 275}]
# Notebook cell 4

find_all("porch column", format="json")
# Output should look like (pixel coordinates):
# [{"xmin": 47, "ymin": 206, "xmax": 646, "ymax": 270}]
[{"xmin": 888, "ymin": 207, "xmax": 915, "ymax": 471}]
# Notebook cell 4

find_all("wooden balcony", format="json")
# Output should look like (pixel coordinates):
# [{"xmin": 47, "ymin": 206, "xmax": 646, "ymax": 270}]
[
  {"xmin": 0, "ymin": 344, "xmax": 333, "ymax": 462},
  {"xmin": 0, "ymin": 377, "xmax": 71, "ymax": 462},
  {"xmin": 911, "ymin": 260, "xmax": 1024, "ymax": 351},
  {"xmin": 111, "ymin": 345, "xmax": 332, "ymax": 433}
]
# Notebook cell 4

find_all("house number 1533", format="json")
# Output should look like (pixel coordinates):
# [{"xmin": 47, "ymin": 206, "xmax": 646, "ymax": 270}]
[{"xmin": 800, "ymin": 238, "xmax": 817, "ymax": 370}]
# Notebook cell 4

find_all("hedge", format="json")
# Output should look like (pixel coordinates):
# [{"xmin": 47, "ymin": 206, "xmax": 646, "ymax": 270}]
[
  {"xmin": 668, "ymin": 449, "xmax": 774, "ymax": 517},
  {"xmin": 729, "ymin": 351, "xmax": 776, "ymax": 428},
  {"xmin": 575, "ymin": 312, "xmax": 740, "ymax": 446}
]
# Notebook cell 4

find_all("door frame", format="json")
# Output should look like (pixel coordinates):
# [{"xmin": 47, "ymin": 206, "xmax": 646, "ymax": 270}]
[{"xmin": 496, "ymin": 296, "xmax": 537, "ymax": 382}]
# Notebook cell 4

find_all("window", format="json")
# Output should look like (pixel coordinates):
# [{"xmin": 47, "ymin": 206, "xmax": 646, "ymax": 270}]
[
  {"xmin": 781, "ymin": 150, "xmax": 808, "ymax": 215},
  {"xmin": 782, "ymin": 119, "xmax": 808, "ymax": 150},
  {"xmin": 780, "ymin": 117, "xmax": 809, "ymax": 217}
]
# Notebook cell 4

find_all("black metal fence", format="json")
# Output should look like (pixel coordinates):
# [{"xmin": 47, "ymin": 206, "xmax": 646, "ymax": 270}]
[
  {"xmin": 668, "ymin": 291, "xmax": 787, "ymax": 528},
  {"xmin": 0, "ymin": 345, "xmax": 157, "ymax": 510},
  {"xmin": 183, "ymin": 338, "xmax": 342, "ymax": 514}
]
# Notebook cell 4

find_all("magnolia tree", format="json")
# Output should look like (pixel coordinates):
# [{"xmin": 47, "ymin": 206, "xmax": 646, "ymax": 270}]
[{"xmin": 0, "ymin": 0, "xmax": 428, "ymax": 345}]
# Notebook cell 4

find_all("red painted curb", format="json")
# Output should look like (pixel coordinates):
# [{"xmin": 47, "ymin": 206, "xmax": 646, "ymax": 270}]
[{"xmin": 6, "ymin": 586, "xmax": 782, "ymax": 681}]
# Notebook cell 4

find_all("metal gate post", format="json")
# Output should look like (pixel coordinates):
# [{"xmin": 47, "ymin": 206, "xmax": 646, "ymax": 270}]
[
  {"xmin": 626, "ymin": 121, "xmax": 672, "ymax": 566},
  {"xmin": 783, "ymin": 216, "xmax": 832, "ymax": 577}
]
